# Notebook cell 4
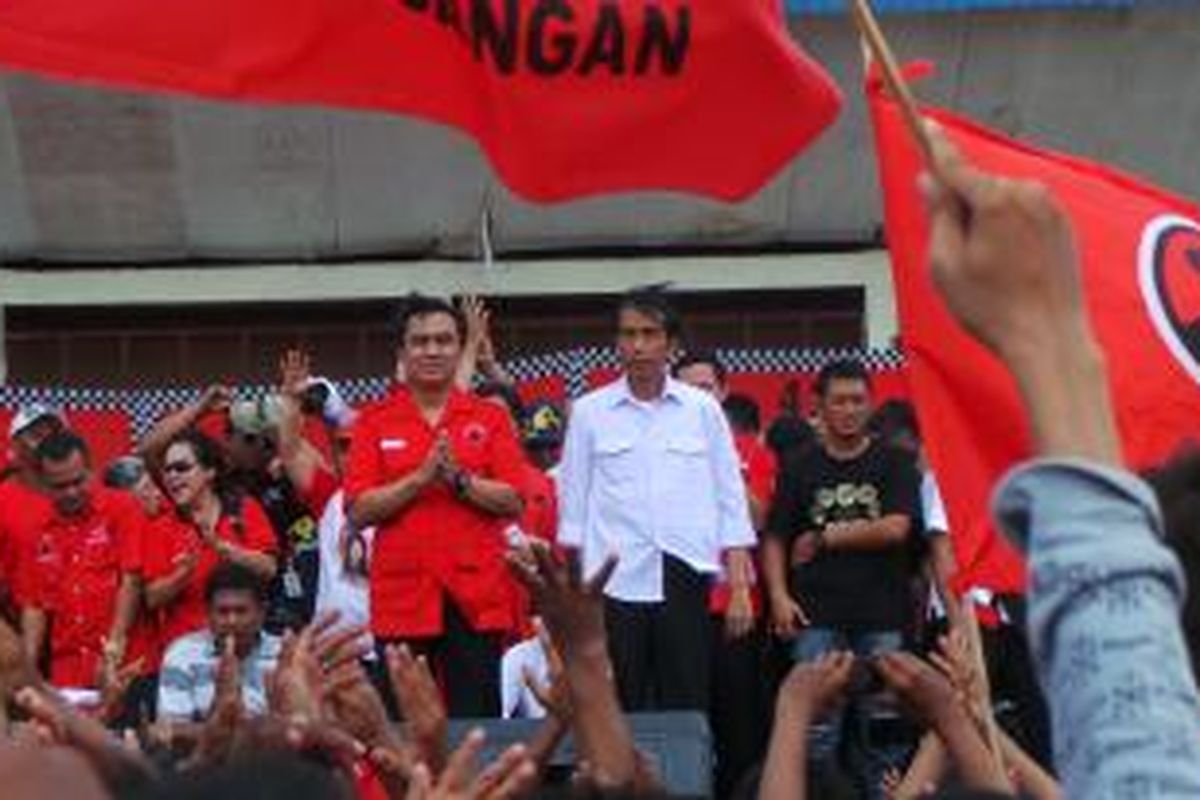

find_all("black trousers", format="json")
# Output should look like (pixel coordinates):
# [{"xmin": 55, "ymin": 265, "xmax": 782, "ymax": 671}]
[
  {"xmin": 375, "ymin": 596, "xmax": 502, "ymax": 719},
  {"xmin": 603, "ymin": 555, "xmax": 711, "ymax": 713},
  {"xmin": 710, "ymin": 617, "xmax": 768, "ymax": 799}
]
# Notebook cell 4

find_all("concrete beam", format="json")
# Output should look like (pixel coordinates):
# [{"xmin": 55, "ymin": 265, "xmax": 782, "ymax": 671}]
[{"xmin": 0, "ymin": 250, "xmax": 898, "ymax": 346}]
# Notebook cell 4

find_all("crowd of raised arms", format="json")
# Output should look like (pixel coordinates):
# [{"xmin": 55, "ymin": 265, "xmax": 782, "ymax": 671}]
[{"xmin": 0, "ymin": 125, "xmax": 1197, "ymax": 800}]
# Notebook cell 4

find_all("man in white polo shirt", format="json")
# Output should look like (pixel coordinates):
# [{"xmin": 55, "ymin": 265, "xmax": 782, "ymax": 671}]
[{"xmin": 557, "ymin": 288, "xmax": 755, "ymax": 712}]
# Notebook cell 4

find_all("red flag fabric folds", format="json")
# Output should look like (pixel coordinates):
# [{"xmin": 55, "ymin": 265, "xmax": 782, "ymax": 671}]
[
  {"xmin": 868, "ymin": 67, "xmax": 1200, "ymax": 595},
  {"xmin": 0, "ymin": 0, "xmax": 842, "ymax": 202}
]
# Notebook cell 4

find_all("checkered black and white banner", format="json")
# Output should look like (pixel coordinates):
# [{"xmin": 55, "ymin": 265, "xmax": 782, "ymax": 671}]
[{"xmin": 0, "ymin": 346, "xmax": 905, "ymax": 439}]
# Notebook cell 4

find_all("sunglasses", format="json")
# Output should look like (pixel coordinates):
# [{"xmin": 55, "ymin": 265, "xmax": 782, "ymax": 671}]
[{"xmin": 162, "ymin": 460, "xmax": 198, "ymax": 476}]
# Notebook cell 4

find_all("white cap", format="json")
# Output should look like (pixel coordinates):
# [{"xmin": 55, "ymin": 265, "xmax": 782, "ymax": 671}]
[{"xmin": 9, "ymin": 404, "xmax": 65, "ymax": 440}]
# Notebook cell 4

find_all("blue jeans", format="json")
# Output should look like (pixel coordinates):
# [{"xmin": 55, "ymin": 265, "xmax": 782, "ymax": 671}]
[{"xmin": 790, "ymin": 627, "xmax": 910, "ymax": 800}]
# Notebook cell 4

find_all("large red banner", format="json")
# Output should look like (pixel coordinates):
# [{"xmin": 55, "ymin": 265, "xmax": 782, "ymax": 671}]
[
  {"xmin": 869, "ymin": 66, "xmax": 1200, "ymax": 594},
  {"xmin": 0, "ymin": 0, "xmax": 841, "ymax": 201}
]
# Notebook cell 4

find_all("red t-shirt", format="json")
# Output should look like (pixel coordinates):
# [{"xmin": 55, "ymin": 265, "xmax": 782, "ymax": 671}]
[
  {"xmin": 27, "ymin": 488, "xmax": 145, "ymax": 687},
  {"xmin": 0, "ymin": 478, "xmax": 54, "ymax": 609},
  {"xmin": 344, "ymin": 387, "xmax": 526, "ymax": 639},
  {"xmin": 143, "ymin": 497, "xmax": 277, "ymax": 649},
  {"xmin": 518, "ymin": 463, "xmax": 557, "ymax": 545},
  {"xmin": 709, "ymin": 433, "xmax": 777, "ymax": 615}
]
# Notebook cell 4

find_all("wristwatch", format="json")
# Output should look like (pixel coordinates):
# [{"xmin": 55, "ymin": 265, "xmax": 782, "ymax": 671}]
[{"xmin": 450, "ymin": 469, "xmax": 472, "ymax": 499}]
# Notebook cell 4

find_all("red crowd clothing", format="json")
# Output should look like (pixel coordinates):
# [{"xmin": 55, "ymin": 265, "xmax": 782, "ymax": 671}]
[
  {"xmin": 518, "ymin": 464, "xmax": 558, "ymax": 546},
  {"xmin": 344, "ymin": 387, "xmax": 526, "ymax": 639},
  {"xmin": 0, "ymin": 479, "xmax": 54, "ymax": 609},
  {"xmin": 300, "ymin": 464, "xmax": 340, "ymax": 520},
  {"xmin": 143, "ymin": 497, "xmax": 277, "ymax": 649},
  {"xmin": 709, "ymin": 434, "xmax": 777, "ymax": 615},
  {"xmin": 509, "ymin": 462, "xmax": 559, "ymax": 641},
  {"xmin": 27, "ymin": 488, "xmax": 145, "ymax": 688}
]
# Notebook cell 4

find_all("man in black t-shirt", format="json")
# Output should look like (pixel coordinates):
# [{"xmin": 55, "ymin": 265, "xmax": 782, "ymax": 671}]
[{"xmin": 763, "ymin": 358, "xmax": 920, "ymax": 798}]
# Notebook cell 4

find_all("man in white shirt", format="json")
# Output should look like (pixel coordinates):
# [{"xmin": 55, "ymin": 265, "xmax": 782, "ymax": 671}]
[
  {"xmin": 157, "ymin": 563, "xmax": 282, "ymax": 723},
  {"xmin": 557, "ymin": 288, "xmax": 755, "ymax": 712}
]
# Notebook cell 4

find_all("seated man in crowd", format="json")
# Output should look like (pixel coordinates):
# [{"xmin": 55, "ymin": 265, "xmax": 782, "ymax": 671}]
[
  {"xmin": 157, "ymin": 562, "xmax": 281, "ymax": 723},
  {"xmin": 20, "ymin": 431, "xmax": 147, "ymax": 695}
]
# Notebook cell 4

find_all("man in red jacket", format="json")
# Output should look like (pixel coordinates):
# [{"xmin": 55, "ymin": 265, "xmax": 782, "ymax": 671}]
[{"xmin": 346, "ymin": 295, "xmax": 525, "ymax": 717}]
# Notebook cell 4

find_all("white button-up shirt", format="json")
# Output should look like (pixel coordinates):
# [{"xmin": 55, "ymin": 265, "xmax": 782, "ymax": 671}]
[{"xmin": 558, "ymin": 376, "xmax": 755, "ymax": 602}]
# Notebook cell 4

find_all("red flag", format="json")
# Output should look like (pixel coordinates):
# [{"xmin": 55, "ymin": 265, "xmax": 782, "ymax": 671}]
[
  {"xmin": 0, "ymin": 0, "xmax": 841, "ymax": 202},
  {"xmin": 868, "ymin": 66, "xmax": 1200, "ymax": 595}
]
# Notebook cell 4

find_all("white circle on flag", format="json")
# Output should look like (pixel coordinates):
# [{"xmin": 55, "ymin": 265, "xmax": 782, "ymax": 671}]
[{"xmin": 1138, "ymin": 213, "xmax": 1200, "ymax": 386}]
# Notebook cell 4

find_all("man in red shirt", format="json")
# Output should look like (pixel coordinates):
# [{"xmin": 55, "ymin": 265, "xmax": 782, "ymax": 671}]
[
  {"xmin": 0, "ymin": 406, "xmax": 63, "ymax": 616},
  {"xmin": 346, "ymin": 294, "xmax": 525, "ymax": 717},
  {"xmin": 20, "ymin": 431, "xmax": 145, "ymax": 693}
]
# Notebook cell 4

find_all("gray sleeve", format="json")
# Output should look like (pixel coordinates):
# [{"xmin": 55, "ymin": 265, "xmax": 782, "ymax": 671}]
[{"xmin": 994, "ymin": 459, "xmax": 1200, "ymax": 799}]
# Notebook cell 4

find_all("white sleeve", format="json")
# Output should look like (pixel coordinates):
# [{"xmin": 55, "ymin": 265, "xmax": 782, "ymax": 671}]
[
  {"xmin": 921, "ymin": 471, "xmax": 950, "ymax": 534},
  {"xmin": 556, "ymin": 401, "xmax": 592, "ymax": 549},
  {"xmin": 156, "ymin": 647, "xmax": 200, "ymax": 722},
  {"xmin": 499, "ymin": 645, "xmax": 520, "ymax": 719},
  {"xmin": 707, "ymin": 401, "xmax": 756, "ymax": 550}
]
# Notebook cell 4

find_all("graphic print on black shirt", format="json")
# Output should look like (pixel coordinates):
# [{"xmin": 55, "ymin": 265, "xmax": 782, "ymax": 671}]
[
  {"xmin": 767, "ymin": 439, "xmax": 920, "ymax": 632},
  {"xmin": 241, "ymin": 471, "xmax": 321, "ymax": 632}
]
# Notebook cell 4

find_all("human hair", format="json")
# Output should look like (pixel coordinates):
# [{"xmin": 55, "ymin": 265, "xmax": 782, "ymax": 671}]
[
  {"xmin": 165, "ymin": 429, "xmax": 248, "ymax": 533},
  {"xmin": 392, "ymin": 293, "xmax": 467, "ymax": 345},
  {"xmin": 147, "ymin": 749, "xmax": 354, "ymax": 800},
  {"xmin": 204, "ymin": 561, "xmax": 268, "ymax": 607},
  {"xmin": 476, "ymin": 379, "xmax": 524, "ymax": 422},
  {"xmin": 674, "ymin": 350, "xmax": 727, "ymax": 384},
  {"xmin": 616, "ymin": 285, "xmax": 682, "ymax": 340},
  {"xmin": 34, "ymin": 430, "xmax": 90, "ymax": 467},
  {"xmin": 722, "ymin": 393, "xmax": 762, "ymax": 435},
  {"xmin": 165, "ymin": 429, "xmax": 227, "ymax": 482},
  {"xmin": 814, "ymin": 357, "xmax": 872, "ymax": 398},
  {"xmin": 871, "ymin": 399, "xmax": 920, "ymax": 443},
  {"xmin": 1145, "ymin": 443, "xmax": 1200, "ymax": 678}
]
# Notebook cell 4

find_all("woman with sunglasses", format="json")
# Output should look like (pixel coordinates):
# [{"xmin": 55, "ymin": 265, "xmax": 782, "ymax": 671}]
[{"xmin": 143, "ymin": 430, "xmax": 278, "ymax": 648}]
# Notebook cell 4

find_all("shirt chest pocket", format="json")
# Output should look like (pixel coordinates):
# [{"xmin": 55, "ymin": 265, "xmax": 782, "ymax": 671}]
[
  {"xmin": 661, "ymin": 436, "xmax": 712, "ymax": 499},
  {"xmin": 379, "ymin": 440, "xmax": 424, "ymax": 479},
  {"xmin": 595, "ymin": 436, "xmax": 637, "ymax": 484},
  {"xmin": 81, "ymin": 535, "xmax": 118, "ymax": 572},
  {"xmin": 452, "ymin": 430, "xmax": 492, "ymax": 474}
]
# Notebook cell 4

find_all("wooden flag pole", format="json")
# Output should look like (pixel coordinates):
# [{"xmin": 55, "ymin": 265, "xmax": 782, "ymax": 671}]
[
  {"xmin": 849, "ymin": 0, "xmax": 936, "ymax": 167},
  {"xmin": 852, "ymin": 5, "xmax": 1010, "ymax": 785}
]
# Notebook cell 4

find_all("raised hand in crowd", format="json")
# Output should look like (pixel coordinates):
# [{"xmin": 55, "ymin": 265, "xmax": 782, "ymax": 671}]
[
  {"xmin": 139, "ymin": 383, "xmax": 233, "ymax": 468},
  {"xmin": 506, "ymin": 542, "xmax": 659, "ymax": 793},
  {"xmin": 278, "ymin": 348, "xmax": 312, "ymax": 400},
  {"xmin": 456, "ymin": 295, "xmax": 513, "ymax": 391},
  {"xmin": 519, "ymin": 619, "xmax": 573, "ymax": 773},
  {"xmin": 14, "ymin": 683, "xmax": 159, "ymax": 797},
  {"xmin": 403, "ymin": 728, "xmax": 538, "ymax": 800},
  {"xmin": 385, "ymin": 643, "xmax": 450, "ymax": 775},
  {"xmin": 875, "ymin": 651, "xmax": 1011, "ymax": 796},
  {"xmin": 275, "ymin": 347, "xmax": 332, "ymax": 496},
  {"xmin": 758, "ymin": 651, "xmax": 853, "ymax": 800}
]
